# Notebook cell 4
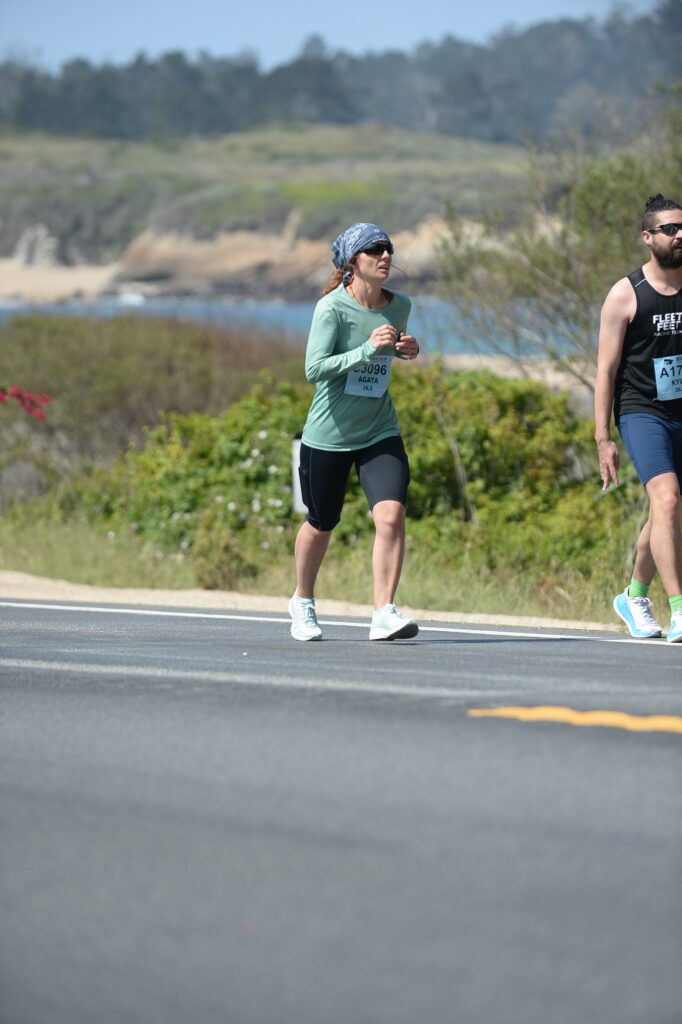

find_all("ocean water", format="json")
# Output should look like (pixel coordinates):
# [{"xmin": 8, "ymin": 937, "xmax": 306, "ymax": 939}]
[{"xmin": 0, "ymin": 292, "xmax": 478, "ymax": 354}]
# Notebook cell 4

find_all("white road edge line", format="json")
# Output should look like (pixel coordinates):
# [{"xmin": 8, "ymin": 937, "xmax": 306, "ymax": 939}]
[
  {"xmin": 0, "ymin": 599, "xmax": 669, "ymax": 647},
  {"xmin": 0, "ymin": 657, "xmax": 522, "ymax": 701}
]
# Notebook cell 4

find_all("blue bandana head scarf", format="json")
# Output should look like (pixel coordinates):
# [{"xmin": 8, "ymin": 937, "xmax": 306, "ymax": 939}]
[{"xmin": 331, "ymin": 223, "xmax": 392, "ymax": 282}]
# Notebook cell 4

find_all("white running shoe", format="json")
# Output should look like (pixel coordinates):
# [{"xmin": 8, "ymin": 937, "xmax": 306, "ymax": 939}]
[
  {"xmin": 289, "ymin": 593, "xmax": 322, "ymax": 641},
  {"xmin": 667, "ymin": 609, "xmax": 682, "ymax": 644},
  {"xmin": 369, "ymin": 603, "xmax": 419, "ymax": 641},
  {"xmin": 612, "ymin": 589, "xmax": 662, "ymax": 638}
]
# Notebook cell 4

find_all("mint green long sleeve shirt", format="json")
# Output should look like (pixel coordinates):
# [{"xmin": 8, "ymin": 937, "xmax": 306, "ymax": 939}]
[{"xmin": 301, "ymin": 283, "xmax": 411, "ymax": 451}]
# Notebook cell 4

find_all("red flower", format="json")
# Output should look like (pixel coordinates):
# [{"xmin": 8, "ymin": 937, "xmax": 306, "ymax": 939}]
[{"xmin": 0, "ymin": 386, "xmax": 51, "ymax": 419}]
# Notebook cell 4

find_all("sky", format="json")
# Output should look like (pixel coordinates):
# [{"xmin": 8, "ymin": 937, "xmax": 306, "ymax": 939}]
[{"xmin": 0, "ymin": 0, "xmax": 659, "ymax": 70}]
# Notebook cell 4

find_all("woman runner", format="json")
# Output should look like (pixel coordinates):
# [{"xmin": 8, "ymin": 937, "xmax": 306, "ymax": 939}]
[{"xmin": 289, "ymin": 222, "xmax": 420, "ymax": 641}]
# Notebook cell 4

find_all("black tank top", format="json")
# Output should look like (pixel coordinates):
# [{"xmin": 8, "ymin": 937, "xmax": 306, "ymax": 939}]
[{"xmin": 614, "ymin": 266, "xmax": 682, "ymax": 421}]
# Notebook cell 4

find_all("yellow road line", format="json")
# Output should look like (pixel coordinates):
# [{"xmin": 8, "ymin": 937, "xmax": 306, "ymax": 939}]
[{"xmin": 467, "ymin": 706, "xmax": 682, "ymax": 734}]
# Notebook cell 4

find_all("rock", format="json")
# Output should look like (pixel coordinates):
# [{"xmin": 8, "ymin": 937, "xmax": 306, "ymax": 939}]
[
  {"xmin": 0, "ymin": 459, "xmax": 48, "ymax": 506},
  {"xmin": 116, "ymin": 223, "xmax": 445, "ymax": 300},
  {"xmin": 13, "ymin": 224, "xmax": 59, "ymax": 267}
]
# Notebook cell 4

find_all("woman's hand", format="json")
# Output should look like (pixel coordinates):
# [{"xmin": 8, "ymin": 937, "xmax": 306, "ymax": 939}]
[
  {"xmin": 394, "ymin": 333, "xmax": 419, "ymax": 360},
  {"xmin": 369, "ymin": 324, "xmax": 399, "ymax": 351}
]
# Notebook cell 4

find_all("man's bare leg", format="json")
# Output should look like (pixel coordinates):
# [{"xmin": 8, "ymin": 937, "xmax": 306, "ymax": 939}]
[
  {"xmin": 631, "ymin": 517, "xmax": 656, "ymax": 587},
  {"xmin": 645, "ymin": 472, "xmax": 682, "ymax": 597}
]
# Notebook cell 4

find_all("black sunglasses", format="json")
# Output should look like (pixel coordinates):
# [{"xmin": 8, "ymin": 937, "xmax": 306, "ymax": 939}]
[
  {"xmin": 358, "ymin": 242, "xmax": 394, "ymax": 257},
  {"xmin": 649, "ymin": 222, "xmax": 682, "ymax": 237}
]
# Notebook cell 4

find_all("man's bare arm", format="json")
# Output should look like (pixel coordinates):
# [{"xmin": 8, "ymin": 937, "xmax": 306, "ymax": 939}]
[{"xmin": 594, "ymin": 278, "xmax": 635, "ymax": 490}]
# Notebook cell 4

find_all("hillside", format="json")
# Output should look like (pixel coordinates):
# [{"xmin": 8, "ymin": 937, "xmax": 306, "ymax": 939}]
[{"xmin": 0, "ymin": 125, "xmax": 526, "ymax": 298}]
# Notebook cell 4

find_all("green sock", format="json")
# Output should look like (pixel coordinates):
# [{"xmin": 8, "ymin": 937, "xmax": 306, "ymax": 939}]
[
  {"xmin": 668, "ymin": 595, "xmax": 682, "ymax": 613},
  {"xmin": 628, "ymin": 578, "xmax": 649, "ymax": 599}
]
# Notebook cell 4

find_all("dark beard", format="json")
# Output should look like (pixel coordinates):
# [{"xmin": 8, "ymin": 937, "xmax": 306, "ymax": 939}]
[
  {"xmin": 657, "ymin": 246, "xmax": 682, "ymax": 269},
  {"xmin": 652, "ymin": 237, "xmax": 682, "ymax": 269}
]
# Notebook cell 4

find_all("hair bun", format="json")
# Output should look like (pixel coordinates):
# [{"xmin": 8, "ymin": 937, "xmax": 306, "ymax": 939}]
[{"xmin": 645, "ymin": 193, "xmax": 665, "ymax": 209}]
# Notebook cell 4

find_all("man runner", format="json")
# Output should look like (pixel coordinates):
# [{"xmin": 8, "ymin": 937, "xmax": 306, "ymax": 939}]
[{"xmin": 595, "ymin": 193, "xmax": 682, "ymax": 642}]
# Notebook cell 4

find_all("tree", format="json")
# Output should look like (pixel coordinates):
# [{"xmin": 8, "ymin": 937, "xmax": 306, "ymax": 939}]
[
  {"xmin": 436, "ymin": 87, "xmax": 682, "ymax": 390},
  {"xmin": 0, "ymin": 1, "xmax": 678, "ymax": 144}
]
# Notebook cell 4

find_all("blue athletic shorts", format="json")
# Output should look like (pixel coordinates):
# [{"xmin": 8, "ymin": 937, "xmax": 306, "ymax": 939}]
[{"xmin": 617, "ymin": 413, "xmax": 682, "ymax": 487}]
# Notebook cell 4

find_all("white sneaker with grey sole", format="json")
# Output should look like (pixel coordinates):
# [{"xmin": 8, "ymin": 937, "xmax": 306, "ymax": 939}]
[
  {"xmin": 289, "ymin": 594, "xmax": 323, "ymax": 641},
  {"xmin": 369, "ymin": 603, "xmax": 418, "ymax": 641}
]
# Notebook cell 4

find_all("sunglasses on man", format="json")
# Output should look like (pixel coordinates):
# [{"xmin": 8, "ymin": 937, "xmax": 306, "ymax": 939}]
[
  {"xmin": 359, "ymin": 242, "xmax": 394, "ymax": 257},
  {"xmin": 649, "ymin": 222, "xmax": 682, "ymax": 237}
]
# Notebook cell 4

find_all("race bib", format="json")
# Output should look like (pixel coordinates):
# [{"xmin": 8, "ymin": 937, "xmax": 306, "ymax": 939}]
[
  {"xmin": 344, "ymin": 355, "xmax": 392, "ymax": 398},
  {"xmin": 653, "ymin": 355, "xmax": 682, "ymax": 401}
]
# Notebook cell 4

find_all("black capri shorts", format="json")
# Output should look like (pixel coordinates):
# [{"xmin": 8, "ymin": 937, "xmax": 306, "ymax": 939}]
[{"xmin": 298, "ymin": 435, "xmax": 410, "ymax": 531}]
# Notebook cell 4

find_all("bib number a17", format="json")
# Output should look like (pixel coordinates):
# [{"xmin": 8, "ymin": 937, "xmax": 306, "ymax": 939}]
[
  {"xmin": 344, "ymin": 355, "xmax": 392, "ymax": 398},
  {"xmin": 653, "ymin": 355, "xmax": 682, "ymax": 401}
]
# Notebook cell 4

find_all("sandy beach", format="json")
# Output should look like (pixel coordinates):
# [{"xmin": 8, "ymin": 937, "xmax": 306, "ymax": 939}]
[
  {"xmin": 0, "ymin": 218, "xmax": 447, "ymax": 303},
  {"xmin": 124, "ymin": 221, "xmax": 441, "ymax": 295},
  {"xmin": 0, "ymin": 259, "xmax": 120, "ymax": 303}
]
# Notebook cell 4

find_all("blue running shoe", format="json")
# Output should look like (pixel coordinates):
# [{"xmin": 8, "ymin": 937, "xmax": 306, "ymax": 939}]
[
  {"xmin": 667, "ymin": 610, "xmax": 682, "ymax": 644},
  {"xmin": 613, "ymin": 590, "xmax": 662, "ymax": 638}
]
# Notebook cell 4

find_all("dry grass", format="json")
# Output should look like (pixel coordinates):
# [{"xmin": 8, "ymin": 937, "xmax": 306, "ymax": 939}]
[{"xmin": 0, "ymin": 507, "xmax": 663, "ymax": 626}]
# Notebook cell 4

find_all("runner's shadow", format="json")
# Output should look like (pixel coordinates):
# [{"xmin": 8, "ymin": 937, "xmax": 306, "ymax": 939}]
[
  {"xmin": 419, "ymin": 635, "xmax": 588, "ymax": 645},
  {"xmin": 315, "ymin": 634, "xmax": 569, "ymax": 643},
  {"xmin": 318, "ymin": 635, "xmax": 601, "ymax": 645}
]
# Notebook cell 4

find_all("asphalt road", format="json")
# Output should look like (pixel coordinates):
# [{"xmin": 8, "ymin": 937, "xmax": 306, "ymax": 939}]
[{"xmin": 1, "ymin": 599, "xmax": 681, "ymax": 1024}]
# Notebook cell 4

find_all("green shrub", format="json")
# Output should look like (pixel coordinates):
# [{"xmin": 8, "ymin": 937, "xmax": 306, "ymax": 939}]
[
  {"xmin": 0, "ymin": 315, "xmax": 304, "ymax": 468},
  {"xmin": 66, "ymin": 375, "xmax": 310, "ymax": 579},
  {"xmin": 7, "ymin": 364, "xmax": 652, "ymax": 616},
  {"xmin": 192, "ymin": 509, "xmax": 260, "ymax": 589},
  {"xmin": 56, "ymin": 365, "xmax": 635, "ymax": 592}
]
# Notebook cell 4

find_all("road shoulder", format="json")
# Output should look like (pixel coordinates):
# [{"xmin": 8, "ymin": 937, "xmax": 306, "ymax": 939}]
[{"xmin": 0, "ymin": 570, "xmax": 620, "ymax": 632}]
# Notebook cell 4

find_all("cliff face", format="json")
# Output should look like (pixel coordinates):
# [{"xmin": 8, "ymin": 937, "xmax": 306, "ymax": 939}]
[
  {"xmin": 114, "ymin": 218, "xmax": 447, "ymax": 300},
  {"xmin": 0, "ymin": 220, "xmax": 448, "ymax": 302},
  {"xmin": 0, "ymin": 127, "xmax": 525, "ymax": 296}
]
